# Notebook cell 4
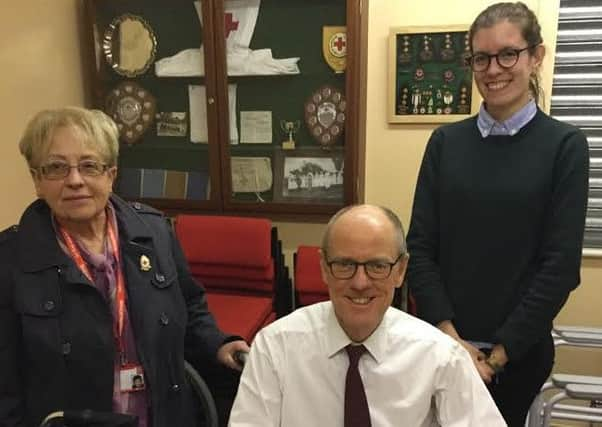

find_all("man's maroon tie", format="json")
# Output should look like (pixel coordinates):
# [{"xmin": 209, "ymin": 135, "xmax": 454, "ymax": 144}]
[{"xmin": 344, "ymin": 344, "xmax": 371, "ymax": 427}]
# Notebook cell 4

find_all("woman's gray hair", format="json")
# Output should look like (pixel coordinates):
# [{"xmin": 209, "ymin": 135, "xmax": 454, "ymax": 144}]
[
  {"xmin": 19, "ymin": 107, "xmax": 119, "ymax": 168},
  {"xmin": 321, "ymin": 204, "xmax": 407, "ymax": 255},
  {"xmin": 469, "ymin": 1, "xmax": 544, "ymax": 105}
]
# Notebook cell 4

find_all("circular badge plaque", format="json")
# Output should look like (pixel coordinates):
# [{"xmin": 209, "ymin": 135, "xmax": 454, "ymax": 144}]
[
  {"xmin": 304, "ymin": 85, "xmax": 346, "ymax": 148},
  {"xmin": 105, "ymin": 81, "xmax": 156, "ymax": 144}
]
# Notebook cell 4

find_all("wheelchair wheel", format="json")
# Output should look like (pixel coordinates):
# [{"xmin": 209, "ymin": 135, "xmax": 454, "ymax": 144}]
[{"xmin": 184, "ymin": 361, "xmax": 219, "ymax": 427}]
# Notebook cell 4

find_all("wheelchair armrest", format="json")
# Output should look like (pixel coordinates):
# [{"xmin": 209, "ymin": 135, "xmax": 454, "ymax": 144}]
[
  {"xmin": 556, "ymin": 331, "xmax": 602, "ymax": 345},
  {"xmin": 552, "ymin": 373, "xmax": 602, "ymax": 388},
  {"xmin": 554, "ymin": 325, "xmax": 602, "ymax": 336},
  {"xmin": 566, "ymin": 383, "xmax": 602, "ymax": 400}
]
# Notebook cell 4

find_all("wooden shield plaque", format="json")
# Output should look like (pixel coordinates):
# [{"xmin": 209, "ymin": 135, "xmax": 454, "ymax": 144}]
[
  {"xmin": 304, "ymin": 85, "xmax": 346, "ymax": 148},
  {"xmin": 105, "ymin": 81, "xmax": 156, "ymax": 144}
]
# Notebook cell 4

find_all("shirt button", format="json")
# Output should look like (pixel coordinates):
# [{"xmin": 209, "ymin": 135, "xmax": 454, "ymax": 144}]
[
  {"xmin": 62, "ymin": 342, "xmax": 72, "ymax": 355},
  {"xmin": 43, "ymin": 300, "xmax": 55, "ymax": 311},
  {"xmin": 155, "ymin": 273, "xmax": 165, "ymax": 283},
  {"xmin": 160, "ymin": 313, "xmax": 169, "ymax": 325},
  {"xmin": 133, "ymin": 202, "xmax": 142, "ymax": 210},
  {"xmin": 172, "ymin": 384, "xmax": 180, "ymax": 392}
]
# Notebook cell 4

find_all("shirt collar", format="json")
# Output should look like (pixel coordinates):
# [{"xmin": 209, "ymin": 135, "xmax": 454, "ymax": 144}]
[
  {"xmin": 325, "ymin": 303, "xmax": 388, "ymax": 364},
  {"xmin": 477, "ymin": 99, "xmax": 537, "ymax": 138}
]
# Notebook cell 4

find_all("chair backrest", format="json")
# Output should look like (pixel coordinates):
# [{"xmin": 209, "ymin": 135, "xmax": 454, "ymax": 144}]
[
  {"xmin": 175, "ymin": 215, "xmax": 274, "ymax": 295},
  {"xmin": 294, "ymin": 245, "xmax": 329, "ymax": 307}
]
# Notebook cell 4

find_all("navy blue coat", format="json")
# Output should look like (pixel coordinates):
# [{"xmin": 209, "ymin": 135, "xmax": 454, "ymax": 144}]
[{"xmin": 0, "ymin": 195, "xmax": 228, "ymax": 426}]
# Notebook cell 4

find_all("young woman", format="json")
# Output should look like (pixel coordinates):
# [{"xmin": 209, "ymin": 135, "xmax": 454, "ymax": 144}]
[{"xmin": 406, "ymin": 2, "xmax": 589, "ymax": 426}]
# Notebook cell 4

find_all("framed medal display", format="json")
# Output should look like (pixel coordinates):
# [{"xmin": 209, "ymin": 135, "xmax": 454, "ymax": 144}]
[{"xmin": 387, "ymin": 25, "xmax": 480, "ymax": 124}]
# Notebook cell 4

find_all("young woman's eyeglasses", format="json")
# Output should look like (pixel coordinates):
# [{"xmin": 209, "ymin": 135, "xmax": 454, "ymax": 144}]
[
  {"xmin": 36, "ymin": 160, "xmax": 110, "ymax": 180},
  {"xmin": 325, "ymin": 252, "xmax": 406, "ymax": 280},
  {"xmin": 465, "ymin": 45, "xmax": 537, "ymax": 72}
]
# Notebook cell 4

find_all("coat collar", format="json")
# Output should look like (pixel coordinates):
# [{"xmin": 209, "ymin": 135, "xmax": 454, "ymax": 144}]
[
  {"xmin": 18, "ymin": 194, "xmax": 154, "ymax": 272},
  {"xmin": 110, "ymin": 194, "xmax": 154, "ymax": 244}
]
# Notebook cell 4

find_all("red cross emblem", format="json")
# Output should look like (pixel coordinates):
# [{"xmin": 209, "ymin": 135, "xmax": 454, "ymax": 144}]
[
  {"xmin": 224, "ymin": 13, "xmax": 239, "ymax": 38},
  {"xmin": 333, "ymin": 36, "xmax": 346, "ymax": 52}
]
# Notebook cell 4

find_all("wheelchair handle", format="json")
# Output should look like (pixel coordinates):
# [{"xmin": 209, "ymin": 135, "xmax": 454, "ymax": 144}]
[{"xmin": 234, "ymin": 350, "xmax": 249, "ymax": 367}]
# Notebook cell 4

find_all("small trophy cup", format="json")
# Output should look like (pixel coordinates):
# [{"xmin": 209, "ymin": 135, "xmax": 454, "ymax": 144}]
[{"xmin": 280, "ymin": 120, "xmax": 300, "ymax": 150}]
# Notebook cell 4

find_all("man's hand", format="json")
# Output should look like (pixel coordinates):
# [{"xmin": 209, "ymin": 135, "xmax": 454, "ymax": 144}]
[{"xmin": 217, "ymin": 340, "xmax": 250, "ymax": 371}]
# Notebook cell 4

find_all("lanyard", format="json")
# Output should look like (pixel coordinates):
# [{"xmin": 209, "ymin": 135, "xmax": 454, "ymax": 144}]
[{"xmin": 58, "ymin": 218, "xmax": 127, "ymax": 361}]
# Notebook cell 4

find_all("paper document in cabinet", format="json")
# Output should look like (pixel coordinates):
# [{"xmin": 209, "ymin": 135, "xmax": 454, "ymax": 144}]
[
  {"xmin": 231, "ymin": 157, "xmax": 272, "ymax": 193},
  {"xmin": 189, "ymin": 84, "xmax": 238, "ymax": 144},
  {"xmin": 240, "ymin": 111, "xmax": 272, "ymax": 144}
]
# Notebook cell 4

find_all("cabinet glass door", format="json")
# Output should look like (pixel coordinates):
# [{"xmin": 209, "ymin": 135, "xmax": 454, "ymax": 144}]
[
  {"xmin": 217, "ymin": 0, "xmax": 348, "ymax": 211},
  {"xmin": 89, "ymin": 0, "xmax": 219, "ymax": 210}
]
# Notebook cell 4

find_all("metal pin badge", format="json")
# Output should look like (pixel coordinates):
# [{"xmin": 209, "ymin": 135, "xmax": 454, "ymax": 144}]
[{"xmin": 140, "ymin": 255, "xmax": 151, "ymax": 271}]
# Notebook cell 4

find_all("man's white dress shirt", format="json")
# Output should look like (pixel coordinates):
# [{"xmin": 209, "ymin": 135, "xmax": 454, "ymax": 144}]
[{"xmin": 229, "ymin": 302, "xmax": 506, "ymax": 426}]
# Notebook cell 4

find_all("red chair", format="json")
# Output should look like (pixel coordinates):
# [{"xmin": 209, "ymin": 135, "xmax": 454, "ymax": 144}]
[
  {"xmin": 294, "ymin": 245, "xmax": 329, "ymax": 307},
  {"xmin": 175, "ymin": 215, "xmax": 290, "ymax": 342}
]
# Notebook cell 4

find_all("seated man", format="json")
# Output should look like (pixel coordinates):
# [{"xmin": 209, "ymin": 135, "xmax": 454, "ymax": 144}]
[{"xmin": 229, "ymin": 205, "xmax": 506, "ymax": 427}]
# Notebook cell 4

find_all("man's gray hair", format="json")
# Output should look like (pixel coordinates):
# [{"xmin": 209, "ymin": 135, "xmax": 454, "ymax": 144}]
[{"xmin": 321, "ymin": 204, "xmax": 407, "ymax": 255}]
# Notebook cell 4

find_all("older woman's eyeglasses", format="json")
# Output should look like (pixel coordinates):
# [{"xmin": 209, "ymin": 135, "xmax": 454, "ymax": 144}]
[
  {"xmin": 325, "ymin": 253, "xmax": 405, "ymax": 280},
  {"xmin": 465, "ymin": 45, "xmax": 536, "ymax": 72},
  {"xmin": 37, "ymin": 160, "xmax": 109, "ymax": 180}
]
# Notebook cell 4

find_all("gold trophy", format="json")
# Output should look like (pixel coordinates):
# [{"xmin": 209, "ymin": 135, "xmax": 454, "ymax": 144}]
[{"xmin": 280, "ymin": 120, "xmax": 300, "ymax": 150}]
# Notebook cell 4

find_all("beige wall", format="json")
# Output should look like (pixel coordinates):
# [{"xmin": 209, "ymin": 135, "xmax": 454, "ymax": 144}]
[
  {"xmin": 0, "ymin": 1, "xmax": 87, "ymax": 228},
  {"xmin": 2, "ymin": 0, "xmax": 600, "ymax": 393}
]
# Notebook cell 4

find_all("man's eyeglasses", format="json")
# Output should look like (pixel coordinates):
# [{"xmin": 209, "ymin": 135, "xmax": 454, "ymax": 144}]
[
  {"xmin": 465, "ymin": 45, "xmax": 537, "ymax": 72},
  {"xmin": 36, "ymin": 160, "xmax": 110, "ymax": 180},
  {"xmin": 325, "ymin": 252, "xmax": 406, "ymax": 280}
]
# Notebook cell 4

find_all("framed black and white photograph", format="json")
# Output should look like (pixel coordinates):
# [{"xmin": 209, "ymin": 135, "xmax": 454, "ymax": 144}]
[{"xmin": 274, "ymin": 149, "xmax": 344, "ymax": 203}]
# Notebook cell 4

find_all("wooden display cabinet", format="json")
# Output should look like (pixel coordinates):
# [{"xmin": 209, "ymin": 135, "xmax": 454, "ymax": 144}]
[{"xmin": 84, "ymin": 0, "xmax": 366, "ymax": 220}]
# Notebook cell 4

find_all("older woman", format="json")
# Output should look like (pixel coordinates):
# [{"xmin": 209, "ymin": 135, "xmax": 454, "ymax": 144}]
[{"xmin": 0, "ymin": 107, "xmax": 249, "ymax": 427}]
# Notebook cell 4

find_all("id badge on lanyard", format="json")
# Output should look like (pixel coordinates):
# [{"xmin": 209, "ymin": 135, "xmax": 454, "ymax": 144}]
[
  {"xmin": 120, "ymin": 363, "xmax": 146, "ymax": 392},
  {"xmin": 59, "ymin": 218, "xmax": 146, "ymax": 393}
]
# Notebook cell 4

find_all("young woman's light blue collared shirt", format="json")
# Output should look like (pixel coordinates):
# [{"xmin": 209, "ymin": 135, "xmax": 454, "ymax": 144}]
[{"xmin": 477, "ymin": 99, "xmax": 537, "ymax": 138}]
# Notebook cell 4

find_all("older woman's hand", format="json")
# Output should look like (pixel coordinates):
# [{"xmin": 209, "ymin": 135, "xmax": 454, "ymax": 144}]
[{"xmin": 217, "ymin": 340, "xmax": 250, "ymax": 371}]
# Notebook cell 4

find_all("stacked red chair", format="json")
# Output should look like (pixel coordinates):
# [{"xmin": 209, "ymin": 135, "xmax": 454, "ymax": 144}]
[
  {"xmin": 175, "ymin": 215, "xmax": 291, "ymax": 343},
  {"xmin": 294, "ymin": 245, "xmax": 330, "ymax": 307}
]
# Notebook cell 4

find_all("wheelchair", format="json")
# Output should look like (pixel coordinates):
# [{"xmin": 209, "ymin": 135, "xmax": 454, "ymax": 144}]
[
  {"xmin": 39, "ymin": 361, "xmax": 218, "ymax": 427},
  {"xmin": 527, "ymin": 326, "xmax": 602, "ymax": 427}
]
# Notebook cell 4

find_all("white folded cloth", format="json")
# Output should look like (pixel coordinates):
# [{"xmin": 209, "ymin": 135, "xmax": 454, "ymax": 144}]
[{"xmin": 155, "ymin": 47, "xmax": 299, "ymax": 77}]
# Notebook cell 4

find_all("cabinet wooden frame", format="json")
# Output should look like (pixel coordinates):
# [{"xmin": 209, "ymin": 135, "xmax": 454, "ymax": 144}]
[{"xmin": 84, "ymin": 0, "xmax": 367, "ymax": 220}]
